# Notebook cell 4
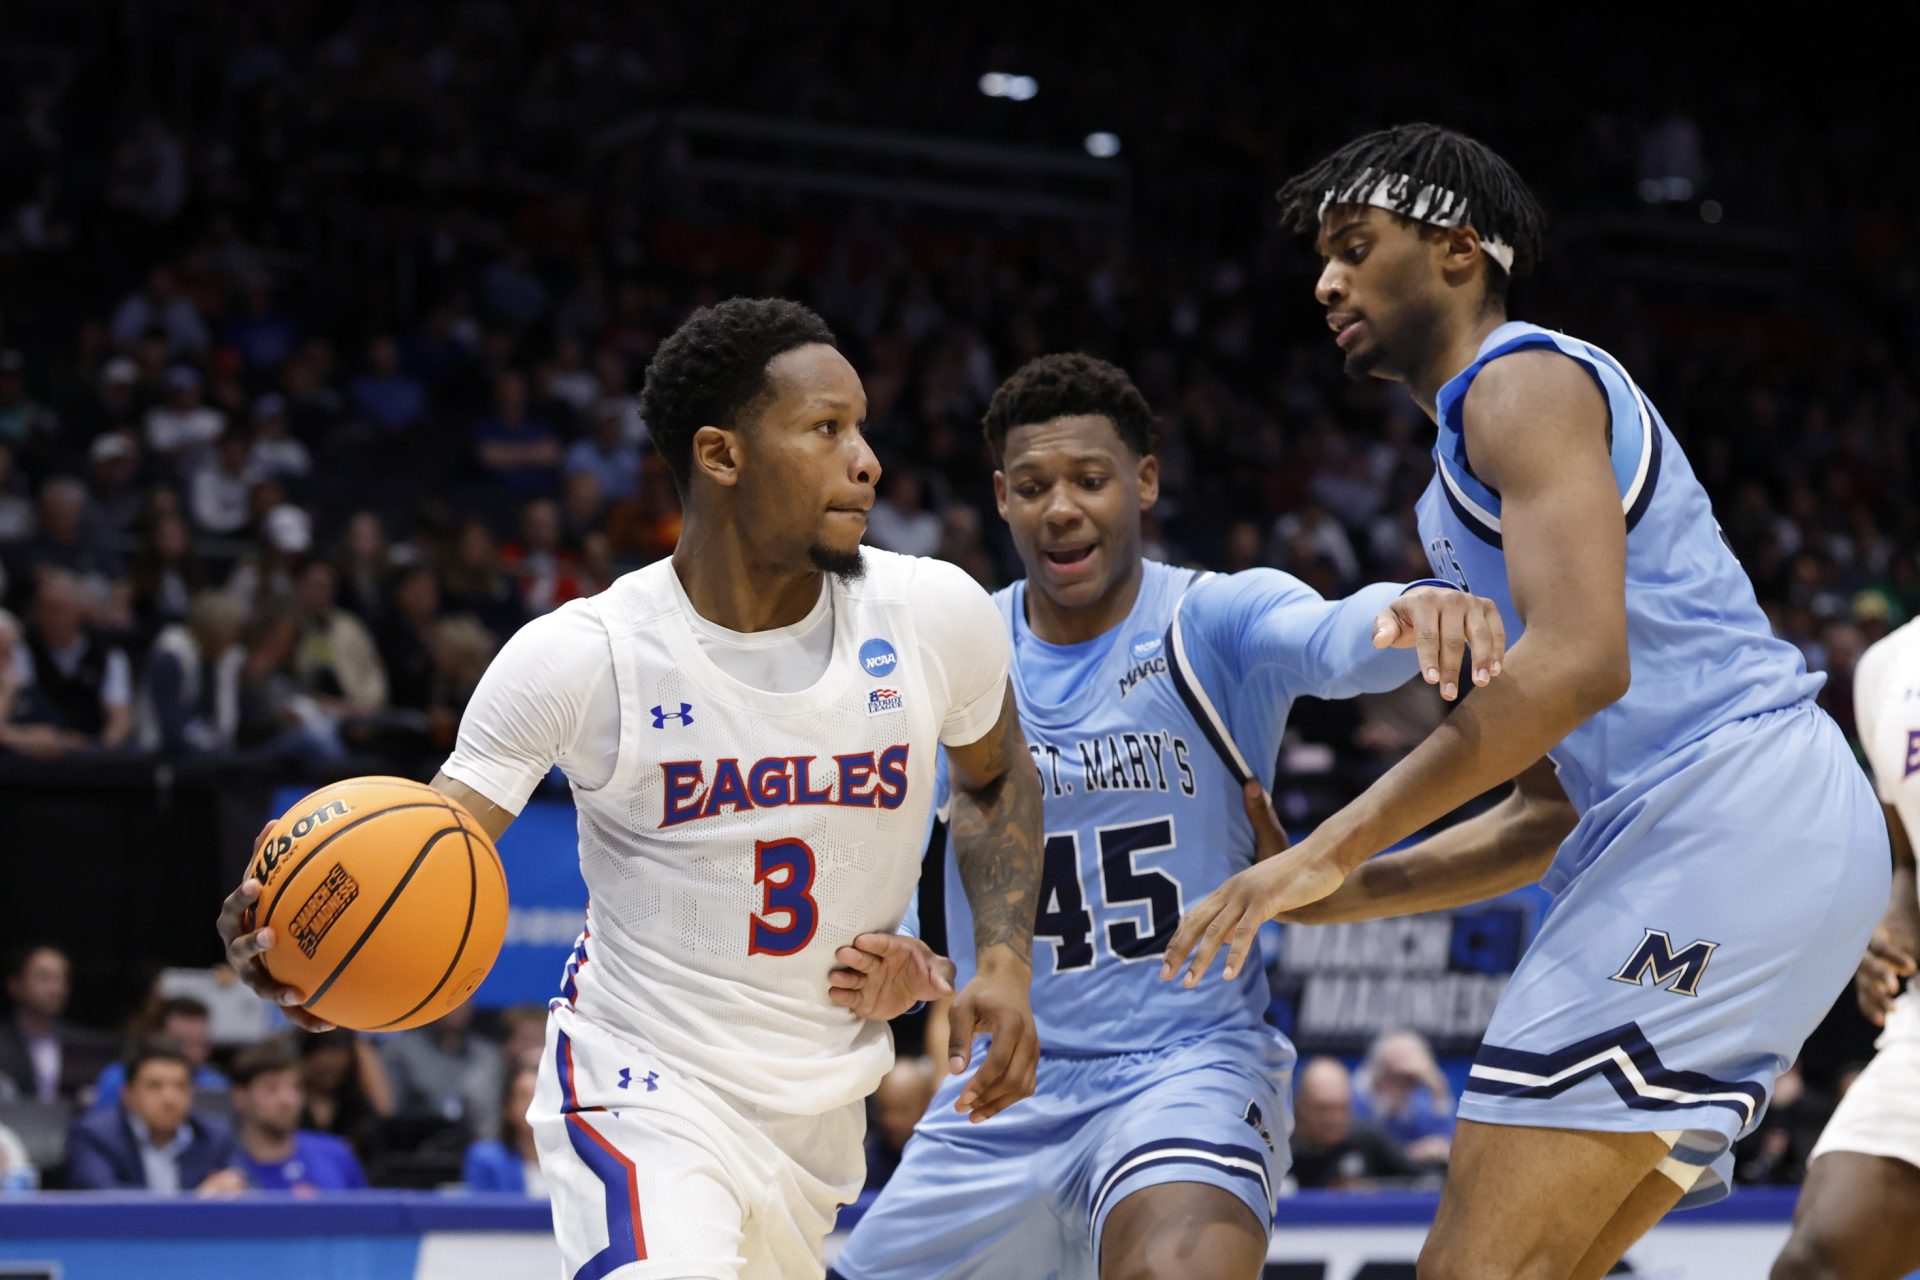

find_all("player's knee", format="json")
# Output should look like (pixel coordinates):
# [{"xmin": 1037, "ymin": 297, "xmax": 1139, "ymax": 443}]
[{"xmin": 1770, "ymin": 1228, "xmax": 1854, "ymax": 1280}]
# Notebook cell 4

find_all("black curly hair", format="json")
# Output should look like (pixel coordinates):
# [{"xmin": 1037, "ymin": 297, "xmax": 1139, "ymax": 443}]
[
  {"xmin": 639, "ymin": 298, "xmax": 838, "ymax": 495},
  {"xmin": 1275, "ymin": 124, "xmax": 1547, "ymax": 304},
  {"xmin": 981, "ymin": 353, "xmax": 1158, "ymax": 464}
]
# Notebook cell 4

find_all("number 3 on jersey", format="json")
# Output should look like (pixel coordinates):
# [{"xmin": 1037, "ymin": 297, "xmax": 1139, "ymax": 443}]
[
  {"xmin": 749, "ymin": 837, "xmax": 819, "ymax": 956},
  {"xmin": 1033, "ymin": 817, "xmax": 1182, "ymax": 973}
]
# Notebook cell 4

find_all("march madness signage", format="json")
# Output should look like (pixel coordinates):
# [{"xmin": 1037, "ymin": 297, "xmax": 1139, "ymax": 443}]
[{"xmin": 1262, "ymin": 892, "xmax": 1544, "ymax": 1058}]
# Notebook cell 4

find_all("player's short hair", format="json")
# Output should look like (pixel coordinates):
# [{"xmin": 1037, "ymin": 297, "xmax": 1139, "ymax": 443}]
[
  {"xmin": 123, "ymin": 1036, "xmax": 192, "ymax": 1084},
  {"xmin": 230, "ymin": 1041, "xmax": 298, "ymax": 1088},
  {"xmin": 638, "ymin": 298, "xmax": 838, "ymax": 497},
  {"xmin": 1275, "ymin": 123, "xmax": 1547, "ymax": 305},
  {"xmin": 981, "ymin": 353, "xmax": 1158, "ymax": 465}
]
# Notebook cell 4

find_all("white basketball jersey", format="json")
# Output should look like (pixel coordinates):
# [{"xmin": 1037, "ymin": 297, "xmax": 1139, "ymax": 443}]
[
  {"xmin": 554, "ymin": 552, "xmax": 973, "ymax": 1115},
  {"xmin": 1855, "ymin": 617, "xmax": 1920, "ymax": 923}
]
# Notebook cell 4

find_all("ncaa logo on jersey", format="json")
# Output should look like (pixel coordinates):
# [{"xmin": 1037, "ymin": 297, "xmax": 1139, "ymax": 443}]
[
  {"xmin": 859, "ymin": 637, "xmax": 899, "ymax": 678},
  {"xmin": 868, "ymin": 687, "xmax": 905, "ymax": 715},
  {"xmin": 1129, "ymin": 633, "xmax": 1163, "ymax": 662}
]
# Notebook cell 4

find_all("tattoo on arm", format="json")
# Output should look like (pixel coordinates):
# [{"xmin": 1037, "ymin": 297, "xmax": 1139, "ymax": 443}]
[{"xmin": 950, "ymin": 693, "xmax": 1043, "ymax": 968}]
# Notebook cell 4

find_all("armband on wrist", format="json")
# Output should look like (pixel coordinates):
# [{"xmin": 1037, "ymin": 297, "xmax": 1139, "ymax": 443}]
[{"xmin": 1400, "ymin": 578, "xmax": 1461, "ymax": 596}]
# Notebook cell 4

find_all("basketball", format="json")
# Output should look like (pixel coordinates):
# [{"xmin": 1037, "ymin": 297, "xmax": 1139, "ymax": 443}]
[{"xmin": 244, "ymin": 777, "xmax": 509, "ymax": 1032}]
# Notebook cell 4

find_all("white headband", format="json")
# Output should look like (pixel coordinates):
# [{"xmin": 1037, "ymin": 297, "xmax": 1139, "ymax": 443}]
[{"xmin": 1319, "ymin": 168, "xmax": 1516, "ymax": 272}]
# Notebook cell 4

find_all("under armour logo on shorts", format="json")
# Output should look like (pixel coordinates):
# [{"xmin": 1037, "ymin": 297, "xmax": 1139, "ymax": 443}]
[
  {"xmin": 651, "ymin": 703, "xmax": 694, "ymax": 729},
  {"xmin": 616, "ymin": 1067, "xmax": 659, "ymax": 1091}
]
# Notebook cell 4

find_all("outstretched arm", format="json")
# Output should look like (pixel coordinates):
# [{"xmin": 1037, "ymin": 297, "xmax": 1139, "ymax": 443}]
[
  {"xmin": 1166, "ymin": 352, "xmax": 1625, "ymax": 984},
  {"xmin": 1274, "ymin": 757, "xmax": 1573, "ymax": 924},
  {"xmin": 1856, "ymin": 802, "xmax": 1919, "ymax": 1027},
  {"xmin": 941, "ymin": 686, "xmax": 1043, "ymax": 1122}
]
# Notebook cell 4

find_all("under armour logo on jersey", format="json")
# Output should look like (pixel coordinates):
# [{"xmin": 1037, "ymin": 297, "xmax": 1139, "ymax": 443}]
[
  {"xmin": 616, "ymin": 1067, "xmax": 659, "ymax": 1092},
  {"xmin": 651, "ymin": 703, "xmax": 694, "ymax": 729},
  {"xmin": 1609, "ymin": 928, "xmax": 1719, "ymax": 998}
]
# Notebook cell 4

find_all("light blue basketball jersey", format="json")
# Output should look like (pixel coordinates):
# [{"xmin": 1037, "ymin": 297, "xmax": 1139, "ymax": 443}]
[
  {"xmin": 938, "ymin": 560, "xmax": 1419, "ymax": 1054},
  {"xmin": 1415, "ymin": 321, "xmax": 1824, "ymax": 875}
]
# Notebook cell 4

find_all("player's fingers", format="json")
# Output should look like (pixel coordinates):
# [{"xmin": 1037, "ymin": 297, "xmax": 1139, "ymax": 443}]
[
  {"xmin": 1371, "ymin": 606, "xmax": 1404, "ymax": 650},
  {"xmin": 1485, "ymin": 604, "xmax": 1508, "ymax": 675},
  {"xmin": 251, "ymin": 820, "xmax": 274, "ymax": 857},
  {"xmin": 828, "ymin": 986, "xmax": 859, "ymax": 1008},
  {"xmin": 849, "ymin": 931, "xmax": 906, "ymax": 958},
  {"xmin": 961, "ymin": 1023, "xmax": 1026, "ymax": 1120},
  {"xmin": 281, "ymin": 1004, "xmax": 335, "ymax": 1033},
  {"xmin": 1183, "ymin": 898, "xmax": 1246, "ymax": 989},
  {"xmin": 1868, "ymin": 935, "xmax": 1918, "ymax": 975},
  {"xmin": 1435, "ymin": 598, "xmax": 1466, "ymax": 702},
  {"xmin": 1220, "ymin": 913, "xmax": 1261, "ymax": 982},
  {"xmin": 1408, "ymin": 598, "xmax": 1442, "ymax": 689},
  {"xmin": 827, "ymin": 968, "xmax": 867, "ymax": 990},
  {"xmin": 1161, "ymin": 895, "xmax": 1222, "ymax": 981},
  {"xmin": 216, "ymin": 878, "xmax": 262, "ymax": 944},
  {"xmin": 946, "ymin": 998, "xmax": 979, "ymax": 1077},
  {"xmin": 834, "ymin": 945, "xmax": 881, "ymax": 974},
  {"xmin": 1466, "ymin": 603, "xmax": 1496, "ymax": 688}
]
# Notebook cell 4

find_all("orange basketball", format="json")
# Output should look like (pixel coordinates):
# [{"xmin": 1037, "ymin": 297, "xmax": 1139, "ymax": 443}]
[{"xmin": 244, "ymin": 776, "xmax": 508, "ymax": 1032}]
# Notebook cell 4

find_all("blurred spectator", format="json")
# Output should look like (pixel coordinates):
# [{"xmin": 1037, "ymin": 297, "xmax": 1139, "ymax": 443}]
[
  {"xmin": 297, "ymin": 1031, "xmax": 393, "ymax": 1158},
  {"xmin": 380, "ymin": 1000, "xmax": 505, "ymax": 1141},
  {"xmin": 1, "ymin": 608, "xmax": 87, "ymax": 758},
  {"xmin": 286, "ymin": 557, "xmax": 389, "ymax": 718},
  {"xmin": 187, "ymin": 428, "xmax": 259, "ymax": 535},
  {"xmin": 473, "ymin": 372, "xmax": 560, "ymax": 497},
  {"xmin": 227, "ymin": 503, "xmax": 312, "ymax": 611},
  {"xmin": 139, "ymin": 591, "xmax": 249, "ymax": 754},
  {"xmin": 86, "ymin": 431, "xmax": 147, "ymax": 541},
  {"xmin": 0, "ymin": 444, "xmax": 32, "ymax": 544},
  {"xmin": 461, "ymin": 1064, "xmax": 544, "ymax": 1195},
  {"xmin": 426, "ymin": 617, "xmax": 499, "ymax": 734},
  {"xmin": 89, "ymin": 997, "xmax": 228, "ymax": 1113},
  {"xmin": 1288, "ymin": 1057, "xmax": 1418, "ymax": 1191},
  {"xmin": 496, "ymin": 1007, "xmax": 547, "ymax": 1072},
  {"xmin": 229, "ymin": 1041, "xmax": 368, "ymax": 1192},
  {"xmin": 441, "ymin": 519, "xmax": 527, "ymax": 640},
  {"xmin": 349, "ymin": 336, "xmax": 429, "ymax": 433},
  {"xmin": 505, "ymin": 499, "xmax": 584, "ymax": 615},
  {"xmin": 0, "ymin": 944, "xmax": 117, "ymax": 1104},
  {"xmin": 16, "ymin": 477, "xmax": 121, "ymax": 601},
  {"xmin": 11, "ymin": 571, "xmax": 134, "ymax": 752},
  {"xmin": 145, "ymin": 367, "xmax": 226, "ymax": 470},
  {"xmin": 864, "ymin": 1056, "xmax": 937, "ymax": 1191},
  {"xmin": 65, "ymin": 1040, "xmax": 240, "ymax": 1193},
  {"xmin": 335, "ymin": 512, "xmax": 394, "ymax": 629},
  {"xmin": 108, "ymin": 121, "xmax": 191, "ymax": 231},
  {"xmin": 108, "ymin": 267, "xmax": 207, "ymax": 357},
  {"xmin": 379, "ymin": 565, "xmax": 442, "ymax": 712},
  {"xmin": 935, "ymin": 505, "xmax": 997, "ymax": 589},
  {"xmin": 0, "ymin": 350, "xmax": 57, "ymax": 454},
  {"xmin": 1733, "ymin": 1062, "xmax": 1835, "ymax": 1186},
  {"xmin": 560, "ymin": 472, "xmax": 606, "ymax": 550},
  {"xmin": 1352, "ymin": 1029, "xmax": 1456, "ymax": 1164},
  {"xmin": 247, "ymin": 396, "xmax": 313, "ymax": 483},
  {"xmin": 867, "ymin": 471, "xmax": 942, "ymax": 558},
  {"xmin": 129, "ymin": 511, "xmax": 207, "ymax": 637},
  {"xmin": 224, "ymin": 282, "xmax": 302, "ymax": 381},
  {"xmin": 564, "ymin": 400, "xmax": 643, "ymax": 504}
]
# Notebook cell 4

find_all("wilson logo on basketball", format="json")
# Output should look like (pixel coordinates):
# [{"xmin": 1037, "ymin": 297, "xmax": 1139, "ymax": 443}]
[
  {"xmin": 251, "ymin": 798, "xmax": 351, "ymax": 889},
  {"xmin": 289, "ymin": 863, "xmax": 361, "ymax": 959}
]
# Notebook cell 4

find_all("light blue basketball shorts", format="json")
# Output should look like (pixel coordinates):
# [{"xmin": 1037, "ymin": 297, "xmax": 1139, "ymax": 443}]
[
  {"xmin": 1458, "ymin": 702, "xmax": 1889, "ymax": 1207},
  {"xmin": 833, "ymin": 1026, "xmax": 1292, "ymax": 1280}
]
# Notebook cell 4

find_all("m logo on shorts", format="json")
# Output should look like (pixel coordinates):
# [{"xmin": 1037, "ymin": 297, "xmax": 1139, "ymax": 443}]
[{"xmin": 1608, "ymin": 928, "xmax": 1719, "ymax": 998}]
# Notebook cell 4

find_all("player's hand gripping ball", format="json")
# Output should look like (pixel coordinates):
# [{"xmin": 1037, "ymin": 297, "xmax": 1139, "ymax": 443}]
[{"xmin": 221, "ymin": 777, "xmax": 509, "ymax": 1031}]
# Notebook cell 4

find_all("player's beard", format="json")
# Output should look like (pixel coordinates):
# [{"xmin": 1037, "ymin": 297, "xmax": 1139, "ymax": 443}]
[{"xmin": 809, "ymin": 543, "xmax": 866, "ymax": 584}]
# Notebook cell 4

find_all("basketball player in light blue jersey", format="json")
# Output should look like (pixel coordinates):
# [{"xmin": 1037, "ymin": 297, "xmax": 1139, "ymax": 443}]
[
  {"xmin": 827, "ymin": 353, "xmax": 1508, "ymax": 1280},
  {"xmin": 1162, "ymin": 124, "xmax": 1891, "ymax": 1280}
]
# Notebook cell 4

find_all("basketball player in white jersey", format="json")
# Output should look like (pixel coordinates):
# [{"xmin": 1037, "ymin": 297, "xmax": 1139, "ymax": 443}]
[
  {"xmin": 1771, "ymin": 618, "xmax": 1920, "ymax": 1280},
  {"xmin": 217, "ymin": 298, "xmax": 1045, "ymax": 1279}
]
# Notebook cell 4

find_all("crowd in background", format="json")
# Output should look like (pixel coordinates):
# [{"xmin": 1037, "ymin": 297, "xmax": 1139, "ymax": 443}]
[{"xmin": 1, "ymin": 1, "xmax": 1913, "ymax": 1197}]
